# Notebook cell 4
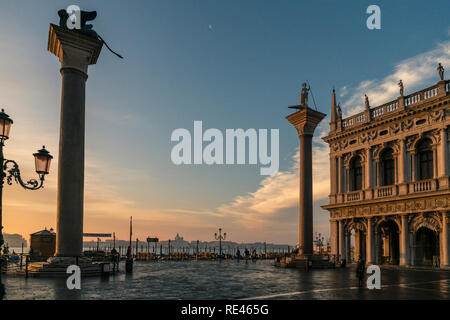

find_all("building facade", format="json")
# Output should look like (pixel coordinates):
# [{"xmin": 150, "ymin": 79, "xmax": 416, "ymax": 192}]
[
  {"xmin": 30, "ymin": 228, "xmax": 56, "ymax": 258},
  {"xmin": 322, "ymin": 69, "xmax": 450, "ymax": 267}
]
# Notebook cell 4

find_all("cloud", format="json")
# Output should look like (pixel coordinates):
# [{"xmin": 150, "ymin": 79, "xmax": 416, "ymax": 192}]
[
  {"xmin": 213, "ymin": 132, "xmax": 331, "ymax": 240},
  {"xmin": 340, "ymin": 41, "xmax": 450, "ymax": 117},
  {"xmin": 202, "ymin": 39, "xmax": 450, "ymax": 242}
]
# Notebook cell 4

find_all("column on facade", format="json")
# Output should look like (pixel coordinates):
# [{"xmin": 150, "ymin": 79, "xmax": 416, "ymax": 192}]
[
  {"xmin": 345, "ymin": 231, "xmax": 351, "ymax": 262},
  {"xmin": 366, "ymin": 217, "xmax": 375, "ymax": 264},
  {"xmin": 375, "ymin": 229, "xmax": 382, "ymax": 264},
  {"xmin": 438, "ymin": 128, "xmax": 449, "ymax": 189},
  {"xmin": 354, "ymin": 230, "xmax": 360, "ymax": 260},
  {"xmin": 330, "ymin": 156, "xmax": 336, "ymax": 194},
  {"xmin": 338, "ymin": 220, "xmax": 345, "ymax": 261},
  {"xmin": 442, "ymin": 212, "xmax": 449, "ymax": 267},
  {"xmin": 345, "ymin": 162, "xmax": 351, "ymax": 193},
  {"xmin": 375, "ymin": 159, "xmax": 380, "ymax": 187},
  {"xmin": 410, "ymin": 150, "xmax": 417, "ymax": 181},
  {"xmin": 338, "ymin": 156, "xmax": 345, "ymax": 199},
  {"xmin": 365, "ymin": 148, "xmax": 373, "ymax": 189},
  {"xmin": 398, "ymin": 139, "xmax": 407, "ymax": 183},
  {"xmin": 330, "ymin": 156, "xmax": 338, "ymax": 203},
  {"xmin": 432, "ymin": 140, "xmax": 438, "ymax": 179},
  {"xmin": 399, "ymin": 214, "xmax": 410, "ymax": 266},
  {"xmin": 330, "ymin": 220, "xmax": 338, "ymax": 256}
]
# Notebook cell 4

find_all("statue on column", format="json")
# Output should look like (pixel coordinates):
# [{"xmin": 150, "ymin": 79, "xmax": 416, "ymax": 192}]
[
  {"xmin": 398, "ymin": 80, "xmax": 404, "ymax": 96},
  {"xmin": 57, "ymin": 9, "xmax": 124, "ymax": 59},
  {"xmin": 364, "ymin": 94, "xmax": 370, "ymax": 110},
  {"xmin": 437, "ymin": 63, "xmax": 444, "ymax": 81},
  {"xmin": 299, "ymin": 82, "xmax": 310, "ymax": 107}
]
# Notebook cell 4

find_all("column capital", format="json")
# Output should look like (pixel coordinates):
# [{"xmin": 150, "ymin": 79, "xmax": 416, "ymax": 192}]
[
  {"xmin": 48, "ymin": 24, "xmax": 103, "ymax": 74},
  {"xmin": 286, "ymin": 107, "xmax": 326, "ymax": 138}
]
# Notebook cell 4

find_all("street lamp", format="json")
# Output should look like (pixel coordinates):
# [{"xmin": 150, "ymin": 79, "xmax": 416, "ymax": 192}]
[
  {"xmin": 0, "ymin": 109, "xmax": 52, "ymax": 299},
  {"xmin": 214, "ymin": 228, "xmax": 226, "ymax": 259},
  {"xmin": 315, "ymin": 232, "xmax": 325, "ymax": 254}
]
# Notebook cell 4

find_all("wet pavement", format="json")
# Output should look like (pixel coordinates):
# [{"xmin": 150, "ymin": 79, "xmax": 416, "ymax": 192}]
[{"xmin": 3, "ymin": 260, "xmax": 450, "ymax": 300}]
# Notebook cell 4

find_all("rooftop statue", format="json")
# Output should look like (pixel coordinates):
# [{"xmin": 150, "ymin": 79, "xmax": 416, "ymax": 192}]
[
  {"xmin": 398, "ymin": 80, "xmax": 404, "ymax": 96},
  {"xmin": 364, "ymin": 94, "xmax": 370, "ymax": 110},
  {"xmin": 57, "ymin": 9, "xmax": 123, "ymax": 59},
  {"xmin": 438, "ymin": 63, "xmax": 444, "ymax": 81}
]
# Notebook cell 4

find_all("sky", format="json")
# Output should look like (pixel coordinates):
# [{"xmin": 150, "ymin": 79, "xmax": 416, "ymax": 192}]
[{"xmin": 0, "ymin": 0, "xmax": 449, "ymax": 245}]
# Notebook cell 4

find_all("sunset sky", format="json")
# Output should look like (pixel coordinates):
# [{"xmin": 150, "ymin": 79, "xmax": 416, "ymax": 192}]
[{"xmin": 0, "ymin": 0, "xmax": 449, "ymax": 245}]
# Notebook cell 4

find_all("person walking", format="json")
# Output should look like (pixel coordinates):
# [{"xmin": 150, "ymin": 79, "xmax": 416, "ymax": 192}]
[{"xmin": 356, "ymin": 256, "xmax": 365, "ymax": 287}]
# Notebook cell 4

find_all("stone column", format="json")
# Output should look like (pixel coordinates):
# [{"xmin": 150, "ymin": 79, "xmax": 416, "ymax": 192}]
[
  {"xmin": 443, "ymin": 128, "xmax": 449, "ymax": 176},
  {"xmin": 354, "ymin": 230, "xmax": 360, "ymax": 260},
  {"xmin": 338, "ymin": 219, "xmax": 345, "ymax": 261},
  {"xmin": 366, "ymin": 217, "xmax": 375, "ymax": 264},
  {"xmin": 338, "ymin": 156, "xmax": 345, "ymax": 202},
  {"xmin": 442, "ymin": 212, "xmax": 449, "ymax": 267},
  {"xmin": 330, "ymin": 155, "xmax": 337, "ymax": 202},
  {"xmin": 48, "ymin": 24, "xmax": 103, "ymax": 257},
  {"xmin": 410, "ymin": 151, "xmax": 417, "ymax": 181},
  {"xmin": 438, "ymin": 128, "xmax": 449, "ymax": 189},
  {"xmin": 365, "ymin": 148, "xmax": 373, "ymax": 188},
  {"xmin": 398, "ymin": 139, "xmax": 408, "ymax": 195},
  {"xmin": 345, "ymin": 232, "xmax": 351, "ymax": 262},
  {"xmin": 375, "ymin": 159, "xmax": 380, "ymax": 187},
  {"xmin": 433, "ymin": 145, "xmax": 439, "ymax": 179},
  {"xmin": 330, "ymin": 220, "xmax": 338, "ymax": 255},
  {"xmin": 346, "ymin": 165, "xmax": 351, "ymax": 192},
  {"xmin": 287, "ymin": 107, "xmax": 326, "ymax": 256},
  {"xmin": 399, "ymin": 214, "xmax": 410, "ymax": 266}
]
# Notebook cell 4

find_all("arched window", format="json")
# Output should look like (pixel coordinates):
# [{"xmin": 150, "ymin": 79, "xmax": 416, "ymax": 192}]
[
  {"xmin": 418, "ymin": 139, "xmax": 433, "ymax": 180},
  {"xmin": 381, "ymin": 149, "xmax": 395, "ymax": 186},
  {"xmin": 350, "ymin": 157, "xmax": 363, "ymax": 191}
]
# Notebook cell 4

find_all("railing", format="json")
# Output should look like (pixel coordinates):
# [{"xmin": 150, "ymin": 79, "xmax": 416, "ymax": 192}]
[
  {"xmin": 410, "ymin": 179, "xmax": 436, "ymax": 193},
  {"xmin": 340, "ymin": 81, "xmax": 449, "ymax": 130},
  {"xmin": 376, "ymin": 186, "xmax": 394, "ymax": 198},
  {"xmin": 335, "ymin": 178, "xmax": 443, "ymax": 204},
  {"xmin": 346, "ymin": 190, "xmax": 361, "ymax": 201},
  {"xmin": 404, "ymin": 93, "xmax": 421, "ymax": 107},
  {"xmin": 372, "ymin": 100, "xmax": 399, "ymax": 119}
]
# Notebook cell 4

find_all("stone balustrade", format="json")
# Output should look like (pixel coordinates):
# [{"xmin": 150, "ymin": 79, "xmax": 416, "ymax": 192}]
[
  {"xmin": 340, "ymin": 81, "xmax": 449, "ymax": 130},
  {"xmin": 332, "ymin": 178, "xmax": 444, "ymax": 204},
  {"xmin": 410, "ymin": 179, "xmax": 437, "ymax": 194}
]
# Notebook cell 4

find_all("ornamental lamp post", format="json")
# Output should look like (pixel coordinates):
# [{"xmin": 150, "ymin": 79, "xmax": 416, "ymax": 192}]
[
  {"xmin": 214, "ymin": 228, "xmax": 226, "ymax": 259},
  {"xmin": 0, "ymin": 109, "xmax": 52, "ymax": 299}
]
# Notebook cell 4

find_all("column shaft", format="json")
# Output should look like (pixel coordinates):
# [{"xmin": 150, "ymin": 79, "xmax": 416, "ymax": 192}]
[
  {"xmin": 299, "ymin": 134, "xmax": 313, "ymax": 255},
  {"xmin": 438, "ymin": 129, "xmax": 449, "ymax": 187},
  {"xmin": 330, "ymin": 220, "xmax": 338, "ymax": 255},
  {"xmin": 400, "ymin": 215, "xmax": 410, "ymax": 266},
  {"xmin": 339, "ymin": 220, "xmax": 345, "ymax": 261},
  {"xmin": 366, "ymin": 148, "xmax": 373, "ymax": 188},
  {"xmin": 442, "ymin": 212, "xmax": 449, "ymax": 267},
  {"xmin": 345, "ymin": 232, "xmax": 351, "ymax": 261},
  {"xmin": 366, "ymin": 217, "xmax": 375, "ymax": 264},
  {"xmin": 56, "ymin": 68, "xmax": 87, "ymax": 257},
  {"xmin": 398, "ymin": 139, "xmax": 406, "ymax": 183},
  {"xmin": 355, "ymin": 231, "xmax": 360, "ymax": 260}
]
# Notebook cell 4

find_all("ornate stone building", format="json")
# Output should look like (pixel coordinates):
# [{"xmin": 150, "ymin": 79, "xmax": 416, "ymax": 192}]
[{"xmin": 322, "ymin": 68, "xmax": 450, "ymax": 267}]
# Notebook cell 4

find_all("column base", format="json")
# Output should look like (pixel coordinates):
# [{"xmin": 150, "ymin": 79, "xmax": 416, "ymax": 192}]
[{"xmin": 22, "ymin": 256, "xmax": 107, "ymax": 277}]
